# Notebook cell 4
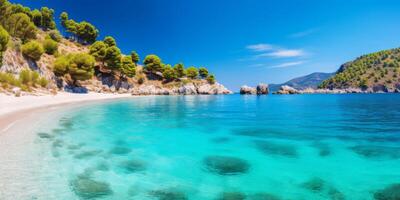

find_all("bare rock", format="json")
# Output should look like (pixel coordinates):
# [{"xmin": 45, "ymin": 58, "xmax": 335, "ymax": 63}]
[
  {"xmin": 12, "ymin": 87, "xmax": 21, "ymax": 97},
  {"xmin": 276, "ymin": 85, "xmax": 299, "ymax": 94},
  {"xmin": 240, "ymin": 85, "xmax": 256, "ymax": 95},
  {"xmin": 256, "ymin": 83, "xmax": 269, "ymax": 95}
]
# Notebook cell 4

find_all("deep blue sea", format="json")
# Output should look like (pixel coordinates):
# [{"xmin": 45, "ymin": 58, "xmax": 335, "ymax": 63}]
[{"xmin": 33, "ymin": 94, "xmax": 400, "ymax": 200}]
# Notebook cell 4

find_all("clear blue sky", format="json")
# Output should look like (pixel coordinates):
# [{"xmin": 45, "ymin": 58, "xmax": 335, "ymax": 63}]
[{"xmin": 12, "ymin": 0, "xmax": 400, "ymax": 90}]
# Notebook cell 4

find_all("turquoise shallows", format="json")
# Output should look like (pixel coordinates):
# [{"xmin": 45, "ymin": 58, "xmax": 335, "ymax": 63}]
[{"xmin": 35, "ymin": 94, "xmax": 400, "ymax": 200}]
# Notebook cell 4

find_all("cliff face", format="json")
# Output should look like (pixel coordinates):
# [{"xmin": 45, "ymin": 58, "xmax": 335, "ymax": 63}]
[
  {"xmin": 320, "ymin": 48, "xmax": 400, "ymax": 92},
  {"xmin": 1, "ymin": 32, "xmax": 231, "ymax": 95},
  {"xmin": 269, "ymin": 72, "xmax": 334, "ymax": 92}
]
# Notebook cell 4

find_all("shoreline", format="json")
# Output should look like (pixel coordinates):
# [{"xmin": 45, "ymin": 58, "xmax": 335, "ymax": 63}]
[{"xmin": 0, "ymin": 92, "xmax": 132, "ymax": 133}]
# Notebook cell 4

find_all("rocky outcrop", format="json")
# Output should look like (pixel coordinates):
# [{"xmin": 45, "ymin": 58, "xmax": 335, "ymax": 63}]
[
  {"xmin": 240, "ymin": 85, "xmax": 256, "ymax": 95},
  {"xmin": 130, "ymin": 82, "xmax": 232, "ymax": 95},
  {"xmin": 275, "ymin": 85, "xmax": 299, "ymax": 94},
  {"xmin": 256, "ymin": 83, "xmax": 269, "ymax": 95}
]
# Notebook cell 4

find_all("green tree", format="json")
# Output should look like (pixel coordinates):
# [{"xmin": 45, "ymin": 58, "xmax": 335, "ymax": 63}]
[
  {"xmin": 143, "ymin": 54, "xmax": 163, "ymax": 73},
  {"xmin": 89, "ymin": 41, "xmax": 107, "ymax": 62},
  {"xmin": 105, "ymin": 46, "xmax": 122, "ymax": 69},
  {"xmin": 131, "ymin": 51, "xmax": 139, "ymax": 64},
  {"xmin": 0, "ymin": 25, "xmax": 9, "ymax": 65},
  {"xmin": 4, "ymin": 13, "xmax": 37, "ymax": 42},
  {"xmin": 198, "ymin": 67, "xmax": 209, "ymax": 79},
  {"xmin": 53, "ymin": 53, "xmax": 95, "ymax": 82},
  {"xmin": 21, "ymin": 40, "xmax": 43, "ymax": 61},
  {"xmin": 40, "ymin": 7, "xmax": 55, "ymax": 30},
  {"xmin": 121, "ymin": 55, "xmax": 136, "ymax": 77},
  {"xmin": 60, "ymin": 12, "xmax": 68, "ymax": 28},
  {"xmin": 206, "ymin": 74, "xmax": 216, "ymax": 84},
  {"xmin": 42, "ymin": 38, "xmax": 58, "ymax": 55},
  {"xmin": 31, "ymin": 9, "xmax": 42, "ymax": 27},
  {"xmin": 47, "ymin": 30, "xmax": 62, "ymax": 42},
  {"xmin": 162, "ymin": 64, "xmax": 177, "ymax": 82},
  {"xmin": 76, "ymin": 21, "xmax": 98, "ymax": 44},
  {"xmin": 186, "ymin": 66, "xmax": 198, "ymax": 79},
  {"xmin": 173, "ymin": 63, "xmax": 186, "ymax": 78},
  {"xmin": 104, "ymin": 36, "xmax": 116, "ymax": 47}
]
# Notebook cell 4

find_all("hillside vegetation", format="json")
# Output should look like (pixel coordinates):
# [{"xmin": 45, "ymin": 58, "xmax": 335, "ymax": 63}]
[
  {"xmin": 320, "ymin": 48, "xmax": 400, "ymax": 91},
  {"xmin": 0, "ymin": 0, "xmax": 218, "ymax": 94}
]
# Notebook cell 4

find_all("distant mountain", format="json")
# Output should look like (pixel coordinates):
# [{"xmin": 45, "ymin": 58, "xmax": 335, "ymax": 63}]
[
  {"xmin": 269, "ymin": 72, "xmax": 334, "ymax": 91},
  {"xmin": 320, "ymin": 48, "xmax": 400, "ymax": 92}
]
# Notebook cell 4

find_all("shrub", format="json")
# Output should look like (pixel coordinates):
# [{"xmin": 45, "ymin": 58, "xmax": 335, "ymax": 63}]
[
  {"xmin": 104, "ymin": 36, "xmax": 116, "ymax": 47},
  {"xmin": 131, "ymin": 51, "xmax": 139, "ymax": 64},
  {"xmin": 38, "ymin": 77, "xmax": 48, "ymax": 87},
  {"xmin": 4, "ymin": 13, "xmax": 37, "ymax": 42},
  {"xmin": 199, "ymin": 67, "xmax": 209, "ymax": 79},
  {"xmin": 143, "ymin": 54, "xmax": 163, "ymax": 73},
  {"xmin": 53, "ymin": 53, "xmax": 95, "ymax": 82},
  {"xmin": 0, "ymin": 25, "xmax": 9, "ymax": 52},
  {"xmin": 162, "ymin": 64, "xmax": 177, "ymax": 82},
  {"xmin": 43, "ymin": 39, "xmax": 58, "ymax": 55},
  {"xmin": 89, "ymin": 41, "xmax": 107, "ymax": 62},
  {"xmin": 206, "ymin": 74, "xmax": 216, "ymax": 84},
  {"xmin": 121, "ymin": 55, "xmax": 136, "ymax": 77},
  {"xmin": 173, "ymin": 63, "xmax": 186, "ymax": 78},
  {"xmin": 19, "ymin": 69, "xmax": 40, "ymax": 86},
  {"xmin": 48, "ymin": 30, "xmax": 62, "ymax": 42},
  {"xmin": 186, "ymin": 67, "xmax": 198, "ymax": 79},
  {"xmin": 21, "ymin": 41, "xmax": 44, "ymax": 61},
  {"xmin": 105, "ymin": 46, "xmax": 122, "ymax": 69}
]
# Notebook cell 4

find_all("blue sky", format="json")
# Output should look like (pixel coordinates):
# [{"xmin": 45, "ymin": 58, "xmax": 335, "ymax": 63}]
[{"xmin": 13, "ymin": 0, "xmax": 400, "ymax": 90}]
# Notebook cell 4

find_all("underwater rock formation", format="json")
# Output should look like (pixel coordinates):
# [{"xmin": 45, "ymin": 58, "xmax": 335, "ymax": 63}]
[
  {"xmin": 203, "ymin": 155, "xmax": 250, "ymax": 175},
  {"xmin": 254, "ymin": 140, "xmax": 298, "ymax": 157},
  {"xmin": 119, "ymin": 159, "xmax": 147, "ymax": 173},
  {"xmin": 149, "ymin": 188, "xmax": 188, "ymax": 200},
  {"xmin": 218, "ymin": 191, "xmax": 246, "ymax": 200},
  {"xmin": 374, "ymin": 184, "xmax": 400, "ymax": 200},
  {"xmin": 70, "ymin": 175, "xmax": 113, "ymax": 199}
]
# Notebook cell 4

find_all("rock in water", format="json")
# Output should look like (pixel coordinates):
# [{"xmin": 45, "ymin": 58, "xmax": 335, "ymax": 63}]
[
  {"xmin": 70, "ymin": 176, "xmax": 113, "ymax": 199},
  {"xmin": 256, "ymin": 83, "xmax": 269, "ymax": 95},
  {"xmin": 203, "ymin": 155, "xmax": 250, "ymax": 175},
  {"xmin": 374, "ymin": 184, "xmax": 400, "ymax": 200},
  {"xmin": 275, "ymin": 85, "xmax": 299, "ymax": 94},
  {"xmin": 240, "ymin": 85, "xmax": 257, "ymax": 95}
]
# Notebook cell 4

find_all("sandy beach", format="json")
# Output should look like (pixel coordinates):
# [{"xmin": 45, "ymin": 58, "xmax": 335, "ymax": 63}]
[{"xmin": 0, "ymin": 92, "xmax": 132, "ymax": 133}]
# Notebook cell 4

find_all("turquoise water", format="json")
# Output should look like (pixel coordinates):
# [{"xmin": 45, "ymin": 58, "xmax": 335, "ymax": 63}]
[{"xmin": 34, "ymin": 94, "xmax": 400, "ymax": 200}]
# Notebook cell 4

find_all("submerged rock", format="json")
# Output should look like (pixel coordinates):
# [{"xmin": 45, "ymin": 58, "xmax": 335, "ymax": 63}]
[
  {"xmin": 109, "ymin": 146, "xmax": 132, "ymax": 155},
  {"xmin": 349, "ymin": 145, "xmax": 400, "ymax": 159},
  {"xmin": 74, "ymin": 150, "xmax": 103, "ymax": 159},
  {"xmin": 203, "ymin": 155, "xmax": 250, "ymax": 175},
  {"xmin": 302, "ymin": 177, "xmax": 326, "ymax": 192},
  {"xmin": 248, "ymin": 193, "xmax": 282, "ymax": 200},
  {"xmin": 210, "ymin": 137, "xmax": 232, "ymax": 143},
  {"xmin": 218, "ymin": 191, "xmax": 246, "ymax": 200},
  {"xmin": 149, "ymin": 188, "xmax": 187, "ymax": 200},
  {"xmin": 70, "ymin": 175, "xmax": 113, "ymax": 199},
  {"xmin": 312, "ymin": 142, "xmax": 331, "ymax": 157},
  {"xmin": 37, "ymin": 132, "xmax": 54, "ymax": 139},
  {"xmin": 119, "ymin": 159, "xmax": 147, "ymax": 173},
  {"xmin": 328, "ymin": 187, "xmax": 346, "ymax": 200},
  {"xmin": 254, "ymin": 140, "xmax": 298, "ymax": 157},
  {"xmin": 374, "ymin": 184, "xmax": 400, "ymax": 200}
]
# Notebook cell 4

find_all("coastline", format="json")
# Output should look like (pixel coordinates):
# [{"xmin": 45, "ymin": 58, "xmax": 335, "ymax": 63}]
[{"xmin": 0, "ymin": 92, "xmax": 132, "ymax": 133}]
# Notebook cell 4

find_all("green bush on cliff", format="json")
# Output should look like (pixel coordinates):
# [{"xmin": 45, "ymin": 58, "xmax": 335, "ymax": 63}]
[
  {"xmin": 21, "ymin": 40, "xmax": 44, "ymax": 61},
  {"xmin": 43, "ymin": 38, "xmax": 58, "ymax": 55},
  {"xmin": 53, "ymin": 53, "xmax": 95, "ymax": 82},
  {"xmin": 162, "ymin": 64, "xmax": 177, "ymax": 82},
  {"xmin": 104, "ymin": 36, "xmax": 116, "ymax": 47},
  {"xmin": 206, "ymin": 74, "xmax": 216, "ymax": 84},
  {"xmin": 199, "ymin": 67, "xmax": 208, "ymax": 79},
  {"xmin": 144, "ymin": 54, "xmax": 163, "ymax": 74},
  {"xmin": 89, "ymin": 41, "xmax": 107, "ymax": 62},
  {"xmin": 0, "ymin": 25, "xmax": 9, "ymax": 66},
  {"xmin": 4, "ymin": 13, "xmax": 37, "ymax": 42},
  {"xmin": 105, "ymin": 46, "xmax": 122, "ymax": 69},
  {"xmin": 131, "ymin": 51, "xmax": 139, "ymax": 64},
  {"xmin": 173, "ymin": 63, "xmax": 186, "ymax": 78},
  {"xmin": 121, "ymin": 55, "xmax": 136, "ymax": 77},
  {"xmin": 186, "ymin": 66, "xmax": 198, "ymax": 79},
  {"xmin": 60, "ymin": 12, "xmax": 98, "ymax": 44}
]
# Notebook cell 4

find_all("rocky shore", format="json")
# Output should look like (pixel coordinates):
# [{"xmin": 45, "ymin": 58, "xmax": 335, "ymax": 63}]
[{"xmin": 240, "ymin": 84, "xmax": 400, "ymax": 95}]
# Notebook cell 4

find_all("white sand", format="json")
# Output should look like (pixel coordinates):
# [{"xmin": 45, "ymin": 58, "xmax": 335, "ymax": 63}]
[{"xmin": 0, "ymin": 92, "xmax": 132, "ymax": 117}]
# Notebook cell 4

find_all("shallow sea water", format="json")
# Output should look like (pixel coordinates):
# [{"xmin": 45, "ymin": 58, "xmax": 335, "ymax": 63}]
[{"xmin": 14, "ymin": 94, "xmax": 400, "ymax": 199}]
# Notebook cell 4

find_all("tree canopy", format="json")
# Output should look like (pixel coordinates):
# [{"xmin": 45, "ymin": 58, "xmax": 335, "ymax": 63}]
[
  {"xmin": 60, "ymin": 12, "xmax": 98, "ymax": 44},
  {"xmin": 186, "ymin": 67, "xmax": 199, "ymax": 79},
  {"xmin": 144, "ymin": 54, "xmax": 163, "ymax": 74},
  {"xmin": 4, "ymin": 13, "xmax": 37, "ymax": 42},
  {"xmin": 53, "ymin": 53, "xmax": 95, "ymax": 82},
  {"xmin": 21, "ymin": 40, "xmax": 43, "ymax": 61}
]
